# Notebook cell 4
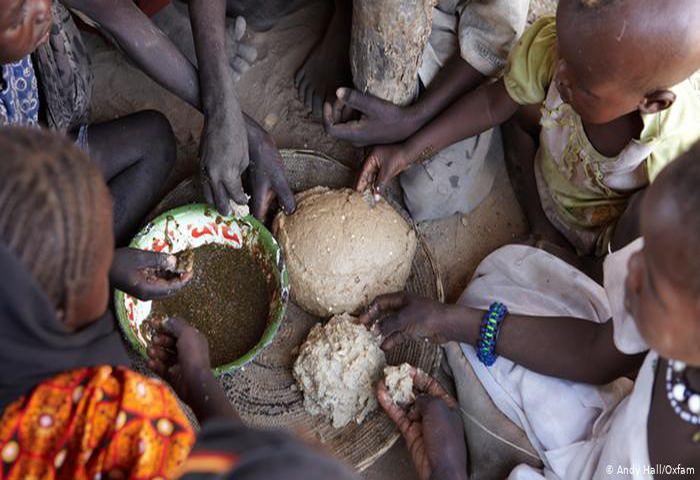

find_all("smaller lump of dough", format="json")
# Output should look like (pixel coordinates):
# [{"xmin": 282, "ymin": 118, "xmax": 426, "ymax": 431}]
[
  {"xmin": 293, "ymin": 314, "xmax": 386, "ymax": 428},
  {"xmin": 384, "ymin": 363, "xmax": 415, "ymax": 406},
  {"xmin": 272, "ymin": 187, "xmax": 417, "ymax": 317}
]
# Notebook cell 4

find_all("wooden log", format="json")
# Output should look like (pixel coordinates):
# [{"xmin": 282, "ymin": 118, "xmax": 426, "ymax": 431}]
[{"xmin": 350, "ymin": 0, "xmax": 436, "ymax": 106}]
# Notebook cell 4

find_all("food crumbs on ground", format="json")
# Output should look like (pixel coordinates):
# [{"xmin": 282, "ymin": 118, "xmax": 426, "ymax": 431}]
[
  {"xmin": 293, "ymin": 314, "xmax": 386, "ymax": 429},
  {"xmin": 384, "ymin": 363, "xmax": 415, "ymax": 406},
  {"xmin": 148, "ymin": 244, "xmax": 270, "ymax": 367}
]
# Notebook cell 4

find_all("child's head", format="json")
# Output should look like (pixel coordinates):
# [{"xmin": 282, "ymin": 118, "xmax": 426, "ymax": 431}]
[
  {"xmin": 626, "ymin": 143, "xmax": 700, "ymax": 365},
  {"xmin": 555, "ymin": 0, "xmax": 700, "ymax": 125},
  {"xmin": 0, "ymin": 0, "xmax": 52, "ymax": 64},
  {"xmin": 0, "ymin": 127, "xmax": 113, "ymax": 330}
]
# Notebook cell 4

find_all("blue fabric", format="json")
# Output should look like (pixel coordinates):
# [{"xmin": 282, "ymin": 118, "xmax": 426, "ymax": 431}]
[{"xmin": 0, "ymin": 55, "xmax": 40, "ymax": 127}]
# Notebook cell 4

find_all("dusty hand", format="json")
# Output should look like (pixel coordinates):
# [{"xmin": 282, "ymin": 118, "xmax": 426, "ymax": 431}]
[
  {"xmin": 359, "ymin": 292, "xmax": 457, "ymax": 350},
  {"xmin": 227, "ymin": 17, "xmax": 258, "ymax": 82},
  {"xmin": 245, "ymin": 119, "xmax": 296, "ymax": 221},
  {"xmin": 201, "ymin": 111, "xmax": 250, "ymax": 215},
  {"xmin": 378, "ymin": 368, "xmax": 467, "ymax": 480},
  {"xmin": 355, "ymin": 143, "xmax": 411, "ymax": 195},
  {"xmin": 146, "ymin": 316, "xmax": 211, "ymax": 405},
  {"xmin": 323, "ymin": 88, "xmax": 418, "ymax": 147},
  {"xmin": 110, "ymin": 248, "xmax": 192, "ymax": 301}
]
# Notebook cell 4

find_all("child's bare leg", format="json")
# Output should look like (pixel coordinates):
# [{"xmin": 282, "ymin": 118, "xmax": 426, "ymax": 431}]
[
  {"xmin": 223, "ymin": 0, "xmax": 312, "ymax": 32},
  {"xmin": 503, "ymin": 107, "xmax": 606, "ymax": 282},
  {"xmin": 502, "ymin": 106, "xmax": 574, "ymax": 252},
  {"xmin": 87, "ymin": 110, "xmax": 176, "ymax": 246},
  {"xmin": 611, "ymin": 190, "xmax": 643, "ymax": 251},
  {"xmin": 294, "ymin": 0, "xmax": 352, "ymax": 117}
]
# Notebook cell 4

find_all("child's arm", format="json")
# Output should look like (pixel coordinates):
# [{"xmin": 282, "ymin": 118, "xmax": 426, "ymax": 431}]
[
  {"xmin": 60, "ymin": 0, "xmax": 294, "ymax": 219},
  {"xmin": 62, "ymin": 0, "xmax": 201, "ymax": 109},
  {"xmin": 63, "ymin": 0, "xmax": 249, "ymax": 215},
  {"xmin": 611, "ymin": 190, "xmax": 644, "ymax": 251},
  {"xmin": 356, "ymin": 79, "xmax": 520, "ymax": 193},
  {"xmin": 360, "ymin": 293, "xmax": 646, "ymax": 385},
  {"xmin": 324, "ymin": 54, "xmax": 487, "ymax": 147},
  {"xmin": 148, "ymin": 316, "xmax": 240, "ymax": 423}
]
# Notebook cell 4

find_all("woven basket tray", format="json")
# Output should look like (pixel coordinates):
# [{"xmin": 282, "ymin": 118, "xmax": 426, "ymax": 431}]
[{"xmin": 147, "ymin": 150, "xmax": 444, "ymax": 471}]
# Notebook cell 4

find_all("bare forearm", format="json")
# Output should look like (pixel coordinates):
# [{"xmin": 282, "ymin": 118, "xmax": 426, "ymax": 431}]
[
  {"xmin": 431, "ymin": 465, "xmax": 468, "ymax": 480},
  {"xmin": 63, "ymin": 0, "xmax": 202, "ymax": 109},
  {"xmin": 66, "ymin": 0, "xmax": 263, "ymax": 143},
  {"xmin": 495, "ymin": 315, "xmax": 644, "ymax": 384},
  {"xmin": 186, "ymin": 367, "xmax": 241, "ymax": 424},
  {"xmin": 403, "ymin": 79, "xmax": 518, "ymax": 163},
  {"xmin": 441, "ymin": 306, "xmax": 644, "ymax": 384},
  {"xmin": 187, "ymin": 0, "xmax": 241, "ymax": 121},
  {"xmin": 408, "ymin": 55, "xmax": 485, "ymax": 131}
]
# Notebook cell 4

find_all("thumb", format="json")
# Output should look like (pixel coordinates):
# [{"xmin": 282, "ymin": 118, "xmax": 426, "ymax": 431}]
[
  {"xmin": 377, "ymin": 313, "xmax": 407, "ymax": 338},
  {"xmin": 162, "ymin": 316, "xmax": 187, "ymax": 339},
  {"xmin": 355, "ymin": 154, "xmax": 380, "ymax": 192},
  {"xmin": 151, "ymin": 251, "xmax": 177, "ymax": 271},
  {"xmin": 374, "ymin": 157, "xmax": 402, "ymax": 195},
  {"xmin": 251, "ymin": 186, "xmax": 274, "ymax": 221},
  {"xmin": 415, "ymin": 395, "xmax": 447, "ymax": 418},
  {"xmin": 336, "ymin": 88, "xmax": 381, "ymax": 116},
  {"xmin": 128, "ymin": 248, "xmax": 176, "ymax": 271},
  {"xmin": 270, "ymin": 171, "xmax": 296, "ymax": 214}
]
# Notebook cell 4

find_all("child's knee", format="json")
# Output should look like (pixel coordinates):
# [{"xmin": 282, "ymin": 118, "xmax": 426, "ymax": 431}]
[{"xmin": 139, "ymin": 110, "xmax": 176, "ymax": 167}]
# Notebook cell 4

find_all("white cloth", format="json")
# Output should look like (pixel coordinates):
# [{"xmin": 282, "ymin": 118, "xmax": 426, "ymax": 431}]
[
  {"xmin": 402, "ymin": 0, "xmax": 528, "ymax": 221},
  {"xmin": 604, "ymin": 238, "xmax": 648, "ymax": 355},
  {"xmin": 418, "ymin": 0, "xmax": 529, "ymax": 85},
  {"xmin": 448, "ymin": 241, "xmax": 654, "ymax": 479}
]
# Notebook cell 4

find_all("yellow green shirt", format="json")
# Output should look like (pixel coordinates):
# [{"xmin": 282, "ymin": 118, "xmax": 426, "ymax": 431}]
[{"xmin": 504, "ymin": 16, "xmax": 700, "ymax": 255}]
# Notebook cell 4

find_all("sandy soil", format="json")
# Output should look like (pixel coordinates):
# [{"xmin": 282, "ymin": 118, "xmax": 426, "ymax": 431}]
[{"xmin": 84, "ymin": 1, "xmax": 559, "ymax": 478}]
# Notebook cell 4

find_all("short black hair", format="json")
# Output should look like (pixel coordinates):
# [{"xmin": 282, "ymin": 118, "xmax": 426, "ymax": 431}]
[
  {"xmin": 577, "ymin": 0, "xmax": 615, "ymax": 9},
  {"xmin": 0, "ymin": 127, "xmax": 108, "ymax": 323},
  {"xmin": 649, "ymin": 142, "xmax": 700, "ymax": 297},
  {"xmin": 562, "ymin": 0, "xmax": 700, "ymax": 93}
]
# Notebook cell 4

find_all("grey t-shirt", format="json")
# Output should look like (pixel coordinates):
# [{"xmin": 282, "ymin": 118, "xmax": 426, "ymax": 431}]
[{"xmin": 419, "ymin": 0, "xmax": 530, "ymax": 85}]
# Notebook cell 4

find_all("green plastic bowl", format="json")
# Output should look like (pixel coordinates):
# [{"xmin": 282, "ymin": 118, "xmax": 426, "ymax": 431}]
[{"xmin": 114, "ymin": 203, "xmax": 289, "ymax": 375}]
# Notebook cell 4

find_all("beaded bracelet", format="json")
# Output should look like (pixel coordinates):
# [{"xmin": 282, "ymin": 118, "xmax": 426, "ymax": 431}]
[{"xmin": 476, "ymin": 302, "xmax": 508, "ymax": 367}]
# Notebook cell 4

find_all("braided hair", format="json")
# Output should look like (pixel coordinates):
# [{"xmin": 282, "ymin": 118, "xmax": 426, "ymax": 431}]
[{"xmin": 0, "ymin": 127, "xmax": 109, "ymax": 323}]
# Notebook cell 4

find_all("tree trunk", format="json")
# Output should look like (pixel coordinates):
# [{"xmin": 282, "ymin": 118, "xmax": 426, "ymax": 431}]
[{"xmin": 350, "ymin": 0, "xmax": 436, "ymax": 106}]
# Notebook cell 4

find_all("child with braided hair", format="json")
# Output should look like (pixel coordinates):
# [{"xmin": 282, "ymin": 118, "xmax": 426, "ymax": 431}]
[
  {"xmin": 0, "ymin": 126, "xmax": 196, "ymax": 478},
  {"xmin": 0, "ymin": 126, "xmax": 359, "ymax": 480}
]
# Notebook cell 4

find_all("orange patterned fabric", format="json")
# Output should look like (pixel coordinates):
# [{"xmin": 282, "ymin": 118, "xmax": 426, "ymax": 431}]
[{"xmin": 0, "ymin": 366, "xmax": 195, "ymax": 480}]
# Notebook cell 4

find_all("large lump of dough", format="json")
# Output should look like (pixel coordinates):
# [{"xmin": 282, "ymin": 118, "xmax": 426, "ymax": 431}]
[
  {"xmin": 293, "ymin": 314, "xmax": 386, "ymax": 428},
  {"xmin": 272, "ymin": 187, "xmax": 417, "ymax": 317}
]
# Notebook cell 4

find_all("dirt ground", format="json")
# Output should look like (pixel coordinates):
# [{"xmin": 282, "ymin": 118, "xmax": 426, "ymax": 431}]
[{"xmin": 85, "ymin": 1, "xmax": 557, "ymax": 478}]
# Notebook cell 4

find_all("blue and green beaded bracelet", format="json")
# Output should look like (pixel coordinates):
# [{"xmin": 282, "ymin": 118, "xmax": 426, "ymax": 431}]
[{"xmin": 476, "ymin": 302, "xmax": 508, "ymax": 367}]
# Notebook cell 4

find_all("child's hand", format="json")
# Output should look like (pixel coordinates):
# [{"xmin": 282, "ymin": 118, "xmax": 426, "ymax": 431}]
[
  {"xmin": 200, "ymin": 115, "xmax": 250, "ymax": 216},
  {"xmin": 359, "ymin": 292, "xmax": 459, "ymax": 350},
  {"xmin": 146, "ymin": 316, "xmax": 211, "ymax": 406},
  {"xmin": 355, "ymin": 143, "xmax": 410, "ymax": 195},
  {"xmin": 377, "ymin": 368, "xmax": 466, "ymax": 480},
  {"xmin": 245, "ymin": 119, "xmax": 296, "ymax": 221},
  {"xmin": 110, "ymin": 248, "xmax": 193, "ymax": 301},
  {"xmin": 323, "ymin": 88, "xmax": 419, "ymax": 147}
]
